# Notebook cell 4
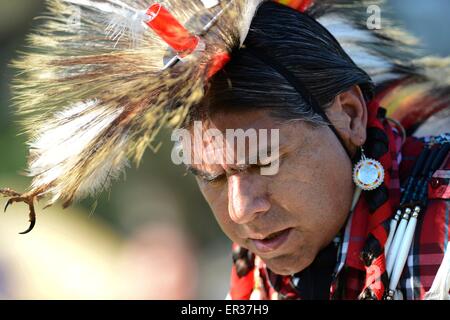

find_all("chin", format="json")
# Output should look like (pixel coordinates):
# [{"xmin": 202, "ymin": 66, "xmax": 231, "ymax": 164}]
[{"xmin": 263, "ymin": 252, "xmax": 314, "ymax": 276}]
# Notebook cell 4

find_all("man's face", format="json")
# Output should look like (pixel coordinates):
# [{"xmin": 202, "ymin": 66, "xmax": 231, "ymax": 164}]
[{"xmin": 188, "ymin": 109, "xmax": 355, "ymax": 275}]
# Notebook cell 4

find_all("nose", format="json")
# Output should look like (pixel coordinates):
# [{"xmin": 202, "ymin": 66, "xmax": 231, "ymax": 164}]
[{"xmin": 228, "ymin": 173, "xmax": 271, "ymax": 225}]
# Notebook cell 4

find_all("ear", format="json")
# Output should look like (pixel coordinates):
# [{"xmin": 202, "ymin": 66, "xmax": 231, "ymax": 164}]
[{"xmin": 325, "ymin": 85, "xmax": 368, "ymax": 157}]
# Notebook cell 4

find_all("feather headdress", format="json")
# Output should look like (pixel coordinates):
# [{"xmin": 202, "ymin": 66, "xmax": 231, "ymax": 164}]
[
  {"xmin": 2, "ymin": 0, "xmax": 263, "ymax": 233},
  {"xmin": 2, "ymin": 0, "xmax": 449, "ymax": 233}
]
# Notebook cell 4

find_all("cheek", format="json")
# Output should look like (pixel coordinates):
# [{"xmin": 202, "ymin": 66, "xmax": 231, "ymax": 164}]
[{"xmin": 271, "ymin": 144, "xmax": 353, "ymax": 247}]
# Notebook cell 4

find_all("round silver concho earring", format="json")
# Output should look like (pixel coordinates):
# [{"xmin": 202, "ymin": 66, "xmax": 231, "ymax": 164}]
[{"xmin": 353, "ymin": 147, "xmax": 385, "ymax": 191}]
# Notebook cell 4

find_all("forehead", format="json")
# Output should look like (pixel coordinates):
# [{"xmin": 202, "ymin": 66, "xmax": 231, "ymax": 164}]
[
  {"xmin": 181, "ymin": 109, "xmax": 313, "ymax": 173},
  {"xmin": 187, "ymin": 109, "xmax": 283, "ymax": 152}
]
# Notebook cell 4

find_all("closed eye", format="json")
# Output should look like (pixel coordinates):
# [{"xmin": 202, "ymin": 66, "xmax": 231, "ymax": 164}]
[
  {"xmin": 257, "ymin": 162, "xmax": 273, "ymax": 168},
  {"xmin": 257, "ymin": 154, "xmax": 284, "ymax": 169},
  {"xmin": 187, "ymin": 166, "xmax": 226, "ymax": 185},
  {"xmin": 201, "ymin": 173, "xmax": 226, "ymax": 185}
]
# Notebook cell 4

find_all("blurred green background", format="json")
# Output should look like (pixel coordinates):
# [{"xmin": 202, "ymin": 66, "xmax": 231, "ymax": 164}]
[{"xmin": 0, "ymin": 0, "xmax": 449, "ymax": 299}]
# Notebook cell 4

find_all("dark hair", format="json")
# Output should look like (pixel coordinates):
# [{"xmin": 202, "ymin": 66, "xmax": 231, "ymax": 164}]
[{"xmin": 194, "ymin": 2, "xmax": 374, "ymax": 125}]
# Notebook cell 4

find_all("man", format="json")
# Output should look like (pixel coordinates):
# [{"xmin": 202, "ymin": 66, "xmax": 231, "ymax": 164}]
[
  {"xmin": 2, "ymin": 0, "xmax": 449, "ymax": 299},
  {"xmin": 180, "ymin": 1, "xmax": 450, "ymax": 300}
]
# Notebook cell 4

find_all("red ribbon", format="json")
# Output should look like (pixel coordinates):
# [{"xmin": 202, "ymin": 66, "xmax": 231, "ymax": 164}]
[
  {"xmin": 145, "ymin": 4, "xmax": 200, "ymax": 56},
  {"xmin": 275, "ymin": 0, "xmax": 314, "ymax": 12},
  {"xmin": 207, "ymin": 52, "xmax": 231, "ymax": 79}
]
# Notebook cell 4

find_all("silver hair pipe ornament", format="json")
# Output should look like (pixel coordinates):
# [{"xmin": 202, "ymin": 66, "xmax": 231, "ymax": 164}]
[
  {"xmin": 388, "ymin": 206, "xmax": 421, "ymax": 297},
  {"xmin": 385, "ymin": 142, "xmax": 450, "ymax": 299},
  {"xmin": 385, "ymin": 146, "xmax": 434, "ymax": 277},
  {"xmin": 385, "ymin": 207, "xmax": 411, "ymax": 276},
  {"xmin": 384, "ymin": 209, "xmax": 401, "ymax": 256}
]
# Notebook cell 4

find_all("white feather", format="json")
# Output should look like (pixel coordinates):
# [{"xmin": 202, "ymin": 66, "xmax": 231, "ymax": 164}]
[
  {"xmin": 239, "ymin": 0, "xmax": 265, "ymax": 46},
  {"xmin": 200, "ymin": 0, "xmax": 220, "ymax": 9},
  {"xmin": 63, "ymin": 0, "xmax": 133, "ymax": 15},
  {"xmin": 28, "ymin": 100, "xmax": 128, "ymax": 203},
  {"xmin": 75, "ymin": 134, "xmax": 129, "ymax": 201},
  {"xmin": 63, "ymin": 0, "xmax": 149, "ymax": 47},
  {"xmin": 318, "ymin": 14, "xmax": 400, "ymax": 84}
]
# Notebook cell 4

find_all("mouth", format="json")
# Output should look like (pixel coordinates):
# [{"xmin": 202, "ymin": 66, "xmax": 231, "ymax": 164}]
[{"xmin": 249, "ymin": 228, "xmax": 293, "ymax": 253}]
